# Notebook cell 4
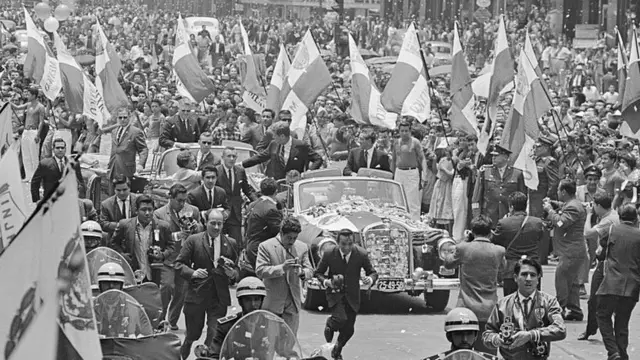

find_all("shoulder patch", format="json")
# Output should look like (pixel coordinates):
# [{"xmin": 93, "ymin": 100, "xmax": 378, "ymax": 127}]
[{"xmin": 217, "ymin": 313, "xmax": 239, "ymax": 325}]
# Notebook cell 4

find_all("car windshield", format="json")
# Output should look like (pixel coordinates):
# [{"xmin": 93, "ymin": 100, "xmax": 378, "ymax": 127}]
[
  {"xmin": 193, "ymin": 21, "xmax": 215, "ymax": 28},
  {"xmin": 297, "ymin": 178, "xmax": 407, "ymax": 212}
]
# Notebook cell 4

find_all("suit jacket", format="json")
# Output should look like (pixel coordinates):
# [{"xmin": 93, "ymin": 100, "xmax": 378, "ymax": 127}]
[
  {"xmin": 255, "ymin": 237, "xmax": 313, "ymax": 313},
  {"xmin": 31, "ymin": 156, "xmax": 85, "ymax": 202},
  {"xmin": 187, "ymin": 185, "xmax": 230, "ymax": 219},
  {"xmin": 492, "ymin": 212, "xmax": 544, "ymax": 279},
  {"xmin": 215, "ymin": 164, "xmax": 257, "ymax": 225},
  {"xmin": 483, "ymin": 291, "xmax": 566, "ymax": 360},
  {"xmin": 597, "ymin": 223, "xmax": 640, "ymax": 300},
  {"xmin": 108, "ymin": 125, "xmax": 148, "ymax": 179},
  {"xmin": 343, "ymin": 147, "xmax": 391, "ymax": 176},
  {"xmin": 99, "ymin": 194, "xmax": 139, "ymax": 234},
  {"xmin": 240, "ymin": 123, "xmax": 264, "ymax": 150},
  {"xmin": 196, "ymin": 151, "xmax": 221, "ymax": 171},
  {"xmin": 110, "ymin": 217, "xmax": 175, "ymax": 271},
  {"xmin": 529, "ymin": 156, "xmax": 560, "ymax": 217},
  {"xmin": 314, "ymin": 246, "xmax": 378, "ymax": 312},
  {"xmin": 159, "ymin": 114, "xmax": 201, "ymax": 148},
  {"xmin": 245, "ymin": 196, "xmax": 283, "ymax": 267},
  {"xmin": 243, "ymin": 138, "xmax": 323, "ymax": 180},
  {"xmin": 175, "ymin": 232, "xmax": 239, "ymax": 306},
  {"xmin": 444, "ymin": 238, "xmax": 505, "ymax": 321},
  {"xmin": 79, "ymin": 198, "xmax": 98, "ymax": 222},
  {"xmin": 547, "ymin": 198, "xmax": 587, "ymax": 259},
  {"xmin": 153, "ymin": 203, "xmax": 203, "ymax": 263}
]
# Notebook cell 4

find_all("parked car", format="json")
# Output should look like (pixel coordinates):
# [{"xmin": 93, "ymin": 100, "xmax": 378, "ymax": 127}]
[{"xmin": 424, "ymin": 41, "xmax": 452, "ymax": 67}]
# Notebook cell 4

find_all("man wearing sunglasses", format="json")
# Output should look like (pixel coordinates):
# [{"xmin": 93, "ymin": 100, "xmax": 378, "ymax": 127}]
[
  {"xmin": 159, "ymin": 98, "xmax": 201, "ymax": 149},
  {"xmin": 108, "ymin": 107, "xmax": 148, "ymax": 188},
  {"xmin": 195, "ymin": 132, "xmax": 221, "ymax": 171}
]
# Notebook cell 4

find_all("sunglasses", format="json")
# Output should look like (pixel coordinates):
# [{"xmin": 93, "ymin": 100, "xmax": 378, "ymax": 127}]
[
  {"xmin": 201, "ymin": 141, "xmax": 212, "ymax": 145},
  {"xmin": 118, "ymin": 116, "xmax": 129, "ymax": 119}
]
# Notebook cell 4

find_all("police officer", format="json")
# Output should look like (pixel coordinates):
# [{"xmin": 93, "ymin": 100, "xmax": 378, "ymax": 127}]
[
  {"xmin": 81, "ymin": 220, "xmax": 104, "ymax": 253},
  {"xmin": 422, "ymin": 307, "xmax": 499, "ymax": 360},
  {"xmin": 97, "ymin": 263, "xmax": 126, "ymax": 293},
  {"xmin": 472, "ymin": 144, "xmax": 526, "ymax": 226}
]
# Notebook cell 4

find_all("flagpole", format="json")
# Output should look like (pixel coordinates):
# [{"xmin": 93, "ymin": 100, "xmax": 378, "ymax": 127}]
[{"xmin": 307, "ymin": 30, "xmax": 347, "ymax": 111}]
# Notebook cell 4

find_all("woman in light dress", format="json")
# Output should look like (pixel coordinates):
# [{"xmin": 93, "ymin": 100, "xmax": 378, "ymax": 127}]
[{"xmin": 428, "ymin": 148, "xmax": 454, "ymax": 232}]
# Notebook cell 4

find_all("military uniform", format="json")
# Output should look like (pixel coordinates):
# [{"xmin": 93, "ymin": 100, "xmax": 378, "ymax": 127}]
[
  {"xmin": 208, "ymin": 312, "xmax": 243, "ymax": 358},
  {"xmin": 472, "ymin": 164, "xmax": 526, "ymax": 226},
  {"xmin": 528, "ymin": 156, "xmax": 560, "ymax": 218},
  {"xmin": 423, "ymin": 349, "xmax": 499, "ymax": 360}
]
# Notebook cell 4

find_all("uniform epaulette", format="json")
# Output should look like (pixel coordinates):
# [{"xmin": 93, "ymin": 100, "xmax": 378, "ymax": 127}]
[
  {"xmin": 217, "ymin": 313, "xmax": 239, "ymax": 324},
  {"xmin": 479, "ymin": 164, "xmax": 492, "ymax": 172}
]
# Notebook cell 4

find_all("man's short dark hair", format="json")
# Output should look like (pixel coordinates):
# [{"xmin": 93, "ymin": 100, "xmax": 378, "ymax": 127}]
[
  {"xmin": 360, "ymin": 127, "xmax": 377, "ymax": 143},
  {"xmin": 280, "ymin": 216, "xmax": 302, "ymax": 235},
  {"xmin": 260, "ymin": 178, "xmax": 278, "ymax": 196},
  {"xmin": 600, "ymin": 149, "xmax": 617, "ymax": 162},
  {"xmin": 52, "ymin": 137, "xmax": 66, "ymax": 148},
  {"xmin": 201, "ymin": 165, "xmax": 217, "ymax": 178},
  {"xmin": 558, "ymin": 179, "xmax": 577, "ymax": 196},
  {"xmin": 176, "ymin": 151, "xmax": 192, "ymax": 168},
  {"xmin": 593, "ymin": 192, "xmax": 613, "ymax": 210},
  {"xmin": 262, "ymin": 108, "xmax": 275, "ymax": 117},
  {"xmin": 271, "ymin": 121, "xmax": 291, "ymax": 138},
  {"xmin": 169, "ymin": 183, "xmax": 188, "ymax": 198},
  {"xmin": 398, "ymin": 120, "xmax": 411, "ymax": 129},
  {"xmin": 509, "ymin": 192, "xmax": 528, "ymax": 212},
  {"xmin": 135, "ymin": 194, "xmax": 154, "ymax": 208},
  {"xmin": 111, "ymin": 174, "xmax": 130, "ymax": 187},
  {"xmin": 619, "ymin": 202, "xmax": 638, "ymax": 222},
  {"xmin": 337, "ymin": 228, "xmax": 354, "ymax": 243},
  {"xmin": 278, "ymin": 109, "xmax": 292, "ymax": 119},
  {"xmin": 514, "ymin": 256, "xmax": 543, "ymax": 278},
  {"xmin": 470, "ymin": 215, "xmax": 492, "ymax": 237}
]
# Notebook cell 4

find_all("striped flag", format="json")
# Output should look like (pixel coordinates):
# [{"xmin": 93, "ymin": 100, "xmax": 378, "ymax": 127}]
[
  {"xmin": 620, "ymin": 28, "xmax": 640, "ymax": 139},
  {"xmin": 266, "ymin": 44, "xmax": 291, "ymax": 112},
  {"xmin": 500, "ymin": 32, "xmax": 552, "ymax": 190},
  {"xmin": 450, "ymin": 22, "xmax": 477, "ymax": 136},
  {"xmin": 239, "ymin": 20, "xmax": 265, "ymax": 96},
  {"xmin": 95, "ymin": 21, "xmax": 129, "ymax": 114},
  {"xmin": 347, "ymin": 33, "xmax": 396, "ymax": 129},
  {"xmin": 172, "ymin": 15, "xmax": 215, "ymax": 103},
  {"xmin": 23, "ymin": 8, "xmax": 62, "ymax": 101},
  {"xmin": 0, "ymin": 103, "xmax": 14, "ymax": 157},
  {"xmin": 478, "ymin": 15, "xmax": 514, "ymax": 155},
  {"xmin": 54, "ymin": 33, "xmax": 108, "ymax": 126},
  {"xmin": 0, "ymin": 146, "xmax": 27, "ymax": 250},
  {"xmin": 279, "ymin": 30, "xmax": 332, "ymax": 138},
  {"xmin": 380, "ymin": 23, "xmax": 431, "ymax": 121},
  {"xmin": 617, "ymin": 29, "xmax": 628, "ymax": 106}
]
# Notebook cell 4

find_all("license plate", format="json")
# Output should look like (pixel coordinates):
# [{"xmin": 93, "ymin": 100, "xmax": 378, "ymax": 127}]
[
  {"xmin": 376, "ymin": 278, "xmax": 406, "ymax": 291},
  {"xmin": 439, "ymin": 266, "xmax": 455, "ymax": 276}
]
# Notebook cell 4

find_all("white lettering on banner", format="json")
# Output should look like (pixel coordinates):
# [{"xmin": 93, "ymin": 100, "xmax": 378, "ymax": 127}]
[
  {"xmin": 42, "ymin": 56, "xmax": 61, "ymax": 95},
  {"xmin": 373, "ymin": 102, "xmax": 388, "ymax": 122},
  {"xmin": 242, "ymin": 91, "xmax": 265, "ymax": 112},
  {"xmin": 409, "ymin": 86, "xmax": 430, "ymax": 114},
  {"xmin": 0, "ymin": 184, "xmax": 27, "ymax": 247}
]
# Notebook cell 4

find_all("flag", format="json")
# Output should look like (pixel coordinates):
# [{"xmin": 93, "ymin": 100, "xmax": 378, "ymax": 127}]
[
  {"xmin": 617, "ymin": 29, "xmax": 628, "ymax": 107},
  {"xmin": 23, "ymin": 8, "xmax": 62, "ymax": 101},
  {"xmin": 479, "ymin": 15, "xmax": 514, "ymax": 155},
  {"xmin": 0, "ymin": 102, "xmax": 14, "ymax": 156},
  {"xmin": 266, "ymin": 44, "xmax": 291, "ymax": 112},
  {"xmin": 172, "ymin": 14, "xmax": 215, "ymax": 103},
  {"xmin": 54, "ymin": 33, "xmax": 108, "ymax": 126},
  {"xmin": 0, "ymin": 146, "xmax": 28, "ymax": 250},
  {"xmin": 380, "ymin": 23, "xmax": 431, "ymax": 121},
  {"xmin": 279, "ymin": 30, "xmax": 332, "ymax": 138},
  {"xmin": 150, "ymin": 41, "xmax": 158, "ymax": 70},
  {"xmin": 621, "ymin": 28, "xmax": 640, "ymax": 139},
  {"xmin": 450, "ymin": 22, "xmax": 477, "ymax": 136},
  {"xmin": 347, "ymin": 34, "xmax": 396, "ymax": 129},
  {"xmin": 500, "ymin": 32, "xmax": 552, "ymax": 191},
  {"xmin": 95, "ymin": 21, "xmax": 129, "ymax": 114},
  {"xmin": 239, "ymin": 20, "xmax": 265, "ymax": 97}
]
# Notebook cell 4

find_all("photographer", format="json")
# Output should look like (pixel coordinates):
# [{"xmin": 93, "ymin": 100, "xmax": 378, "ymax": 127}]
[{"xmin": 483, "ymin": 257, "xmax": 566, "ymax": 360}]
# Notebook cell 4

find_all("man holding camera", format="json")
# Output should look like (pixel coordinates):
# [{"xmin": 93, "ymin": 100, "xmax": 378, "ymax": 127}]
[
  {"xmin": 175, "ymin": 209, "xmax": 239, "ymax": 360},
  {"xmin": 255, "ymin": 216, "xmax": 313, "ymax": 335},
  {"xmin": 483, "ymin": 257, "xmax": 566, "ymax": 360}
]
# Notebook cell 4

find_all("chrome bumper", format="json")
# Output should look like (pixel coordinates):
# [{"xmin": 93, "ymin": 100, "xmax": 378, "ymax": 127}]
[{"xmin": 306, "ymin": 277, "xmax": 460, "ymax": 293}]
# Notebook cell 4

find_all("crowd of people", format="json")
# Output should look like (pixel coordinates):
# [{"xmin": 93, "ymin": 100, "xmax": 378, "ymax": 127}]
[{"xmin": 4, "ymin": 1, "xmax": 640, "ymax": 360}]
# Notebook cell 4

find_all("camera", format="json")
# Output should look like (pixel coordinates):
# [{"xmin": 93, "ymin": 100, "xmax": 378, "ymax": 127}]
[
  {"xmin": 178, "ymin": 212, "xmax": 199, "ymax": 233},
  {"xmin": 217, "ymin": 256, "xmax": 234, "ymax": 268},
  {"xmin": 147, "ymin": 245, "xmax": 164, "ymax": 268},
  {"xmin": 528, "ymin": 341, "xmax": 549, "ymax": 358}
]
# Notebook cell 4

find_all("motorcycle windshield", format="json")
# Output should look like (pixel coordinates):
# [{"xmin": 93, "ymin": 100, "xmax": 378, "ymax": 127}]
[
  {"xmin": 94, "ymin": 289, "xmax": 154, "ymax": 338},
  {"xmin": 220, "ymin": 310, "xmax": 303, "ymax": 360},
  {"xmin": 87, "ymin": 247, "xmax": 136, "ymax": 287},
  {"xmin": 440, "ymin": 349, "xmax": 496, "ymax": 360}
]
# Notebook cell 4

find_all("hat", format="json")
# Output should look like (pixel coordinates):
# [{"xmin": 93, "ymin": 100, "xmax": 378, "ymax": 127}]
[
  {"xmin": 490, "ymin": 144, "xmax": 512, "ymax": 155},
  {"xmin": 537, "ymin": 136, "xmax": 555, "ymax": 147},
  {"xmin": 584, "ymin": 165, "xmax": 602, "ymax": 178},
  {"xmin": 613, "ymin": 110, "xmax": 622, "ymax": 116}
]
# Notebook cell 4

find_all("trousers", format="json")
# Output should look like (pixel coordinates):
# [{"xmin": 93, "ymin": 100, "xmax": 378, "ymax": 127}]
[
  {"xmin": 274, "ymin": 293, "xmax": 300, "ymax": 335},
  {"xmin": 168, "ymin": 269, "xmax": 188, "ymax": 326},
  {"xmin": 326, "ymin": 298, "xmax": 357, "ymax": 348},
  {"xmin": 596, "ymin": 295, "xmax": 637, "ymax": 360},
  {"xmin": 180, "ymin": 300, "xmax": 227, "ymax": 360},
  {"xmin": 585, "ymin": 262, "xmax": 604, "ymax": 335},
  {"xmin": 159, "ymin": 265, "xmax": 175, "ymax": 322},
  {"xmin": 555, "ymin": 255, "xmax": 584, "ymax": 316}
]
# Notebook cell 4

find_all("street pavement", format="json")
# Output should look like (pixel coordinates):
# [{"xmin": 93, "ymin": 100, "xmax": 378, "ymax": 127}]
[{"xmin": 178, "ymin": 265, "xmax": 639, "ymax": 360}]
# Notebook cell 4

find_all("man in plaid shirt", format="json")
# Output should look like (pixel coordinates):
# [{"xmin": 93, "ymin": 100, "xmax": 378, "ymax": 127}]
[{"xmin": 212, "ymin": 111, "xmax": 241, "ymax": 145}]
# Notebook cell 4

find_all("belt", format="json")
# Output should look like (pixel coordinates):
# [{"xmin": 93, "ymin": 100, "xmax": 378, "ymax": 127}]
[{"xmin": 397, "ymin": 167, "xmax": 417, "ymax": 170}]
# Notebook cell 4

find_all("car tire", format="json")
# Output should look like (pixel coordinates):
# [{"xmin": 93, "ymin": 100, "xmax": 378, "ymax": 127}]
[
  {"xmin": 424, "ymin": 290, "xmax": 449, "ymax": 312},
  {"xmin": 302, "ymin": 284, "xmax": 327, "ymax": 311}
]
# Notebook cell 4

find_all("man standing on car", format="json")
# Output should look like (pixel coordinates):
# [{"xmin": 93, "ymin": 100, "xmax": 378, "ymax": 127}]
[
  {"xmin": 315, "ymin": 229, "xmax": 377, "ymax": 360},
  {"xmin": 443, "ymin": 215, "xmax": 505, "ymax": 355}
]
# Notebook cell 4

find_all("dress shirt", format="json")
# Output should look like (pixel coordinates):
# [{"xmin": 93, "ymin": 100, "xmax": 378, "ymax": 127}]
[
  {"xmin": 55, "ymin": 156, "xmax": 65, "ymax": 172},
  {"xmin": 497, "ymin": 165, "xmax": 508, "ymax": 179},
  {"xmin": 364, "ymin": 147, "xmax": 373, "ymax": 168},
  {"xmin": 516, "ymin": 290, "xmax": 537, "ymax": 329},
  {"xmin": 204, "ymin": 185, "xmax": 214, "ymax": 208},
  {"xmin": 134, "ymin": 219, "xmax": 153, "ymax": 279},
  {"xmin": 283, "ymin": 136, "xmax": 292, "ymax": 164},
  {"xmin": 209, "ymin": 233, "xmax": 221, "ymax": 266},
  {"xmin": 196, "ymin": 150, "xmax": 208, "ymax": 168},
  {"xmin": 339, "ymin": 249, "xmax": 352, "ymax": 264},
  {"xmin": 119, "ymin": 196, "xmax": 131, "ymax": 219},
  {"xmin": 222, "ymin": 164, "xmax": 234, "ymax": 191}
]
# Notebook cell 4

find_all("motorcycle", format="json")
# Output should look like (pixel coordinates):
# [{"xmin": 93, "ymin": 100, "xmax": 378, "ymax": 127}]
[
  {"xmin": 195, "ymin": 309, "xmax": 327, "ymax": 360},
  {"xmin": 87, "ymin": 247, "xmax": 137, "ymax": 291},
  {"xmin": 439, "ymin": 349, "xmax": 498, "ymax": 360}
]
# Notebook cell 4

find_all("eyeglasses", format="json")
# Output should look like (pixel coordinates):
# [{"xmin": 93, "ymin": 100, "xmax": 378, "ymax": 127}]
[
  {"xmin": 201, "ymin": 141, "xmax": 212, "ymax": 145},
  {"xmin": 118, "ymin": 116, "xmax": 129, "ymax": 119}
]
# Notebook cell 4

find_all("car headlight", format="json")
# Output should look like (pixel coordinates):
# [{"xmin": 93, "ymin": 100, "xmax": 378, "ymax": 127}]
[{"xmin": 437, "ymin": 237, "xmax": 456, "ymax": 260}]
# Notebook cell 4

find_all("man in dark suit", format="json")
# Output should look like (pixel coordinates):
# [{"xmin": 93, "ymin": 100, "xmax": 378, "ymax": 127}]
[
  {"xmin": 187, "ymin": 166, "xmax": 230, "ymax": 220},
  {"xmin": 242, "ymin": 121, "xmax": 322, "ymax": 180},
  {"xmin": 210, "ymin": 35, "xmax": 225, "ymax": 66},
  {"xmin": 244, "ymin": 178, "xmax": 283, "ymax": 275},
  {"xmin": 195, "ymin": 132, "xmax": 221, "ymax": 170},
  {"xmin": 108, "ymin": 107, "xmax": 148, "ymax": 186},
  {"xmin": 99, "ymin": 175, "xmax": 139, "ymax": 236},
  {"xmin": 492, "ymin": 192, "xmax": 545, "ymax": 296},
  {"xmin": 159, "ymin": 99, "xmax": 201, "ymax": 149},
  {"xmin": 31, "ymin": 138, "xmax": 85, "ymax": 202},
  {"xmin": 110, "ymin": 194, "xmax": 175, "ymax": 314},
  {"xmin": 342, "ymin": 127, "xmax": 391, "ymax": 176},
  {"xmin": 315, "ymin": 228, "xmax": 377, "ymax": 360},
  {"xmin": 255, "ymin": 109, "xmax": 291, "ymax": 152},
  {"xmin": 595, "ymin": 203, "xmax": 640, "ymax": 360},
  {"xmin": 175, "ymin": 209, "xmax": 239, "ymax": 360},
  {"xmin": 216, "ymin": 146, "xmax": 258, "ymax": 246}
]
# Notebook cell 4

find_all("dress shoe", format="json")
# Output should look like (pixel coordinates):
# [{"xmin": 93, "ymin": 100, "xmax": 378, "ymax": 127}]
[
  {"xmin": 324, "ymin": 326, "xmax": 334, "ymax": 343},
  {"xmin": 577, "ymin": 331, "xmax": 595, "ymax": 340},
  {"xmin": 564, "ymin": 312, "xmax": 584, "ymax": 321},
  {"xmin": 331, "ymin": 345, "xmax": 343, "ymax": 360}
]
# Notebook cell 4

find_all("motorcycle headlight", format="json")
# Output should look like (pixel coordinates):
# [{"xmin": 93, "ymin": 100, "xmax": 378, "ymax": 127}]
[{"xmin": 437, "ymin": 237, "xmax": 456, "ymax": 260}]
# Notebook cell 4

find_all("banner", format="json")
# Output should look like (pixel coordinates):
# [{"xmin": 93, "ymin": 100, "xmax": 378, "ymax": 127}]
[
  {"xmin": 242, "ymin": 91, "xmax": 266, "ymax": 112},
  {"xmin": 0, "ymin": 146, "xmax": 28, "ymax": 250}
]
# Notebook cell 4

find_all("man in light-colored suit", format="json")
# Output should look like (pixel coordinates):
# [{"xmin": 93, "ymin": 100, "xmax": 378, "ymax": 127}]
[
  {"xmin": 172, "ymin": 151, "xmax": 202, "ymax": 192},
  {"xmin": 108, "ymin": 107, "xmax": 148, "ymax": 187},
  {"xmin": 444, "ymin": 214, "xmax": 506, "ymax": 355},
  {"xmin": 255, "ymin": 216, "xmax": 312, "ymax": 335}
]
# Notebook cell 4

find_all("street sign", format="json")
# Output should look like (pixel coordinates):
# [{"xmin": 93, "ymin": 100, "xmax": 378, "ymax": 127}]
[
  {"xmin": 474, "ymin": 7, "xmax": 491, "ymax": 23},
  {"xmin": 476, "ymin": 0, "xmax": 491, "ymax": 8}
]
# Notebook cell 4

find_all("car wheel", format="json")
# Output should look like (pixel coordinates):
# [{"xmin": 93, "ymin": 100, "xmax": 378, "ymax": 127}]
[
  {"xmin": 424, "ymin": 290, "xmax": 450, "ymax": 312},
  {"xmin": 302, "ymin": 283, "xmax": 327, "ymax": 311}
]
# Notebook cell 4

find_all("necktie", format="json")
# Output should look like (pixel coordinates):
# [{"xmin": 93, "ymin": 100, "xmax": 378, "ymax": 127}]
[
  {"xmin": 116, "ymin": 127, "xmax": 124, "ymax": 143},
  {"xmin": 199, "ymin": 153, "xmax": 206, "ymax": 167},
  {"xmin": 184, "ymin": 119, "xmax": 189, "ymax": 131},
  {"xmin": 279, "ymin": 145, "xmax": 286, "ymax": 167},
  {"xmin": 120, "ymin": 200, "xmax": 127, "ymax": 219},
  {"xmin": 58, "ymin": 159, "xmax": 64, "ymax": 173},
  {"xmin": 208, "ymin": 189, "xmax": 213, "ymax": 209},
  {"xmin": 342, "ymin": 254, "xmax": 348, "ymax": 266},
  {"xmin": 363, "ymin": 149, "xmax": 369, "ymax": 168},
  {"xmin": 522, "ymin": 298, "xmax": 531, "ymax": 319},
  {"xmin": 228, "ymin": 168, "xmax": 233, "ymax": 192}
]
